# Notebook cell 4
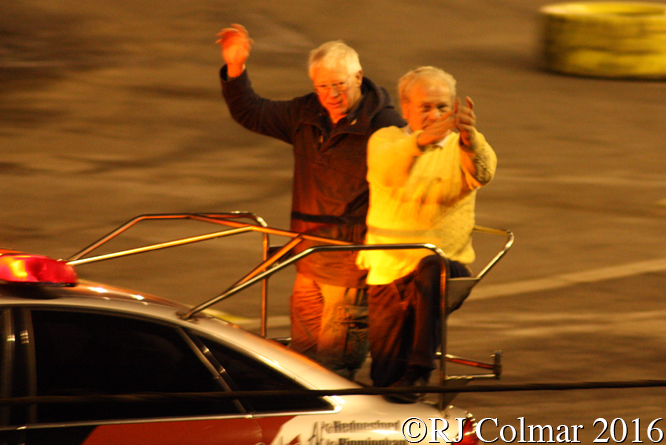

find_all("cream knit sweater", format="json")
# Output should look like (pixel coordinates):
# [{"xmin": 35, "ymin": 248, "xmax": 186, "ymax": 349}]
[{"xmin": 357, "ymin": 126, "xmax": 497, "ymax": 285}]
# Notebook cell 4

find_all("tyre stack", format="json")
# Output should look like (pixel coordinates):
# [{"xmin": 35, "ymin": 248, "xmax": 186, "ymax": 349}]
[{"xmin": 540, "ymin": 2, "xmax": 666, "ymax": 79}]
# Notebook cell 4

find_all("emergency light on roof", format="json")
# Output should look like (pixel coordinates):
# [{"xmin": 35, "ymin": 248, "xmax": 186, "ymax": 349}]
[{"xmin": 0, "ymin": 253, "xmax": 77, "ymax": 285}]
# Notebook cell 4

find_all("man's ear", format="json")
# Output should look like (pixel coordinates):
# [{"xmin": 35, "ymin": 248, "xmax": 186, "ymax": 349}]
[
  {"xmin": 400, "ymin": 100, "xmax": 409, "ymax": 120},
  {"xmin": 354, "ymin": 70, "xmax": 363, "ymax": 86}
]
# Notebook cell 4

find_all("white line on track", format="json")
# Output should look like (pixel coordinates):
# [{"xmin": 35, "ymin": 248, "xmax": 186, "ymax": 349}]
[
  {"xmin": 498, "ymin": 172, "xmax": 666, "ymax": 188},
  {"xmin": 471, "ymin": 257, "xmax": 666, "ymax": 300}
]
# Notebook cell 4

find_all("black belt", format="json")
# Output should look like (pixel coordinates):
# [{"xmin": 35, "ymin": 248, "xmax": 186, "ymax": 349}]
[{"xmin": 291, "ymin": 211, "xmax": 365, "ymax": 225}]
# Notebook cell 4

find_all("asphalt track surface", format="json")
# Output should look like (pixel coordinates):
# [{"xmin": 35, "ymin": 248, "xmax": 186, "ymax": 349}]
[{"xmin": 2, "ymin": 0, "xmax": 666, "ymax": 442}]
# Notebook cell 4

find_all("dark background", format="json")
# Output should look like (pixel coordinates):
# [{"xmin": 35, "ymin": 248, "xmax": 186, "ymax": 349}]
[{"xmin": 2, "ymin": 0, "xmax": 666, "ymax": 441}]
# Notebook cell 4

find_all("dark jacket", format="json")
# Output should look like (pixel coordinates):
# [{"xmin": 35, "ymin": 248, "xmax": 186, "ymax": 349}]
[{"xmin": 221, "ymin": 67, "xmax": 405, "ymax": 287}]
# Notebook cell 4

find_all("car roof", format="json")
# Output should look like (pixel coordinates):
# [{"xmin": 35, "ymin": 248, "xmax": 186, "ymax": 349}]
[{"xmin": 0, "ymin": 278, "xmax": 187, "ymax": 309}]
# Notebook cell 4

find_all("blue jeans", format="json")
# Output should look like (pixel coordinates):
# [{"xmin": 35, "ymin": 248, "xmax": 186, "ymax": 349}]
[{"xmin": 289, "ymin": 273, "xmax": 369, "ymax": 379}]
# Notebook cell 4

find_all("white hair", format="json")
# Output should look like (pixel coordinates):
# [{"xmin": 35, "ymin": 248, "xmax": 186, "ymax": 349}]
[
  {"xmin": 398, "ymin": 66, "xmax": 457, "ymax": 104},
  {"xmin": 308, "ymin": 40, "xmax": 362, "ymax": 79}
]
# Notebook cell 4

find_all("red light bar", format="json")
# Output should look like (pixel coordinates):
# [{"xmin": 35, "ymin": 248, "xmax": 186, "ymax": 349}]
[{"xmin": 0, "ymin": 253, "xmax": 77, "ymax": 285}]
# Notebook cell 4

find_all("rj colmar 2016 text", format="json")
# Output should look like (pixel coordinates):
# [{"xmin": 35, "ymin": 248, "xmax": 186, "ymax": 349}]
[{"xmin": 402, "ymin": 416, "xmax": 664, "ymax": 443}]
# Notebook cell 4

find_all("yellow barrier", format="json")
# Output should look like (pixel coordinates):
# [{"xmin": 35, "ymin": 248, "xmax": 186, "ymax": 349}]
[{"xmin": 540, "ymin": 2, "xmax": 666, "ymax": 79}]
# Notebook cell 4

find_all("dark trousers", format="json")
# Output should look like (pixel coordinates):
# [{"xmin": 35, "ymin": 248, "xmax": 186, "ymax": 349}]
[{"xmin": 367, "ymin": 256, "xmax": 471, "ymax": 387}]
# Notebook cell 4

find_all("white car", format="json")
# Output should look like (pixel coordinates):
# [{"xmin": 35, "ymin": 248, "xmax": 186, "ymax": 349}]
[{"xmin": 1, "ymin": 214, "xmax": 512, "ymax": 444}]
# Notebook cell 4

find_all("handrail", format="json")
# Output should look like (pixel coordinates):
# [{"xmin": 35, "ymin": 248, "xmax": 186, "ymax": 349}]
[
  {"xmin": 179, "ymin": 242, "xmax": 446, "ymax": 320},
  {"xmin": 468, "ymin": 225, "xmax": 514, "ymax": 280},
  {"xmin": 67, "ymin": 212, "xmax": 512, "ymax": 401},
  {"xmin": 67, "ymin": 212, "xmax": 270, "ymax": 262}
]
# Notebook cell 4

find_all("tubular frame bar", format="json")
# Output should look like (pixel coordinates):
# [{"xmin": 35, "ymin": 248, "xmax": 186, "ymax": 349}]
[
  {"xmin": 66, "ymin": 213, "xmax": 512, "ymax": 402},
  {"xmin": 179, "ymin": 242, "xmax": 446, "ymax": 320},
  {"xmin": 67, "ymin": 212, "xmax": 270, "ymax": 262},
  {"xmin": 66, "ymin": 212, "xmax": 273, "ymax": 337},
  {"xmin": 469, "ymin": 225, "xmax": 514, "ymax": 280}
]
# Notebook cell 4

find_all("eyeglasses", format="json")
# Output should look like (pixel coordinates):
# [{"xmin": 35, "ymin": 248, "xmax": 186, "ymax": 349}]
[{"xmin": 313, "ymin": 80, "xmax": 350, "ymax": 95}]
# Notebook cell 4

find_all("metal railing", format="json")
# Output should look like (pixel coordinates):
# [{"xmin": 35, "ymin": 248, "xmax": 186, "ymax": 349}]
[{"xmin": 67, "ymin": 212, "xmax": 513, "ymax": 408}]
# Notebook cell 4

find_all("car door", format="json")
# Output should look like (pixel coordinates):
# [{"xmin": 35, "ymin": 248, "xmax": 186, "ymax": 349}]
[
  {"xmin": 1, "ymin": 308, "xmax": 263, "ymax": 445},
  {"xmin": 190, "ymin": 333, "xmax": 338, "ymax": 445}
]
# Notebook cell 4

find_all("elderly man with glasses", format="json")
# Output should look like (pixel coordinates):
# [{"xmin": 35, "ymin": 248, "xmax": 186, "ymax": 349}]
[{"xmin": 216, "ymin": 24, "xmax": 404, "ymax": 379}]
